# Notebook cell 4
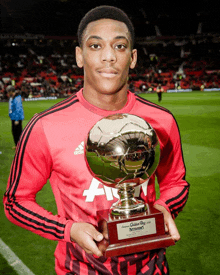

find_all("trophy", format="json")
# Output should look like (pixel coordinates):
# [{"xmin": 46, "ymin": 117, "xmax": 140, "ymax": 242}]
[{"xmin": 85, "ymin": 114, "xmax": 175, "ymax": 257}]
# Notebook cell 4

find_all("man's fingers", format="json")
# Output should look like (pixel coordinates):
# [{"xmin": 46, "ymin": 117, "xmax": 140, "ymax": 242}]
[
  {"xmin": 70, "ymin": 222, "xmax": 104, "ymax": 257},
  {"xmin": 165, "ymin": 217, "xmax": 181, "ymax": 242},
  {"xmin": 87, "ymin": 225, "xmax": 103, "ymax": 242},
  {"xmin": 97, "ymin": 238, "xmax": 109, "ymax": 255},
  {"xmin": 153, "ymin": 204, "xmax": 181, "ymax": 242},
  {"xmin": 99, "ymin": 220, "xmax": 109, "ymax": 240},
  {"xmin": 83, "ymin": 235, "xmax": 103, "ymax": 256},
  {"xmin": 168, "ymin": 219, "xmax": 181, "ymax": 242}
]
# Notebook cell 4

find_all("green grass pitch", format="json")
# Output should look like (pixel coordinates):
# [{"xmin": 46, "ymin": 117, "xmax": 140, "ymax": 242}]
[{"xmin": 0, "ymin": 91, "xmax": 220, "ymax": 274}]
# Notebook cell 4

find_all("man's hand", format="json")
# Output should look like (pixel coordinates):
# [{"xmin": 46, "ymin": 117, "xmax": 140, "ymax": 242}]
[
  {"xmin": 70, "ymin": 222, "xmax": 107, "ymax": 257},
  {"xmin": 14, "ymin": 121, "xmax": 19, "ymax": 125},
  {"xmin": 154, "ymin": 204, "xmax": 181, "ymax": 242}
]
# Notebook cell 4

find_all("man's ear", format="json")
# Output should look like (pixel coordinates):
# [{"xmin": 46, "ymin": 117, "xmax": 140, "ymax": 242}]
[
  {"xmin": 75, "ymin": 46, "xmax": 84, "ymax": 68},
  {"xmin": 129, "ymin": 49, "xmax": 137, "ymax": 70}
]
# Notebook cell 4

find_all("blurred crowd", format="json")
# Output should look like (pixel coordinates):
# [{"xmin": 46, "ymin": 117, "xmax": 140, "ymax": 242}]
[{"xmin": 0, "ymin": 35, "xmax": 219, "ymax": 101}]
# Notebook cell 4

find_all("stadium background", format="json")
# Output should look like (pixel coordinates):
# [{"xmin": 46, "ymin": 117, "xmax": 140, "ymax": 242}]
[{"xmin": 0, "ymin": 0, "xmax": 220, "ymax": 274}]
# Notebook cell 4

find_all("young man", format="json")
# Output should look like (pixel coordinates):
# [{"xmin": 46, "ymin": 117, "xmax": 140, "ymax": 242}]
[
  {"xmin": 7, "ymin": 86, "xmax": 24, "ymax": 149},
  {"xmin": 4, "ymin": 6, "xmax": 189, "ymax": 274}
]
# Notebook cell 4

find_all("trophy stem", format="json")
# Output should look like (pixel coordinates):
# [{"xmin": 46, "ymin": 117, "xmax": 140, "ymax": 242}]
[{"xmin": 110, "ymin": 184, "xmax": 147, "ymax": 216}]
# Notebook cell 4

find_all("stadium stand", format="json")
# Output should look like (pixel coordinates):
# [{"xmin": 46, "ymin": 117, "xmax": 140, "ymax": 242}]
[{"xmin": 0, "ymin": 32, "xmax": 220, "ymax": 101}]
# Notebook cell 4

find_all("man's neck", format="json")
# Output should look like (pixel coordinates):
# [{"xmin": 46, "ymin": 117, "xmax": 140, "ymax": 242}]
[{"xmin": 82, "ymin": 88, "xmax": 128, "ymax": 111}]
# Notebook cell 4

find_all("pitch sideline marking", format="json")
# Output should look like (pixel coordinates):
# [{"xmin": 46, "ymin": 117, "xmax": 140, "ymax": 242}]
[{"xmin": 0, "ymin": 238, "xmax": 35, "ymax": 275}]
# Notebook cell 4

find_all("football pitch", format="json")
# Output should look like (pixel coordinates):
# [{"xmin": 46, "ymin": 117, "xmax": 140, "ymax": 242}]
[{"xmin": 0, "ymin": 91, "xmax": 220, "ymax": 274}]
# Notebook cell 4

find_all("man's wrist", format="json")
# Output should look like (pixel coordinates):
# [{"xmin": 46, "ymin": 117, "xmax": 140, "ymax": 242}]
[
  {"xmin": 153, "ymin": 199, "xmax": 171, "ymax": 214},
  {"xmin": 64, "ymin": 220, "xmax": 75, "ymax": 242}
]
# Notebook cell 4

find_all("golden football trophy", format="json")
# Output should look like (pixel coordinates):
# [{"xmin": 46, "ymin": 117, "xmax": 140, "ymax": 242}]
[{"xmin": 85, "ymin": 114, "xmax": 175, "ymax": 257}]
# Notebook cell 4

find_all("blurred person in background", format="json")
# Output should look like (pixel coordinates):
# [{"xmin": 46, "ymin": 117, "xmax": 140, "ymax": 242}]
[
  {"xmin": 156, "ymin": 84, "xmax": 164, "ymax": 102},
  {"xmin": 7, "ymin": 85, "xmax": 24, "ymax": 149}
]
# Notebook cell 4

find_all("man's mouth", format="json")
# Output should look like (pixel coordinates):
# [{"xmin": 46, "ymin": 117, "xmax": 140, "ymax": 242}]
[{"xmin": 98, "ymin": 69, "xmax": 118, "ymax": 78}]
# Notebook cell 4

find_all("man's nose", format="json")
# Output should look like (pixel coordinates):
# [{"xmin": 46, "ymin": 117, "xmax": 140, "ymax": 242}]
[{"xmin": 101, "ymin": 46, "xmax": 116, "ymax": 63}]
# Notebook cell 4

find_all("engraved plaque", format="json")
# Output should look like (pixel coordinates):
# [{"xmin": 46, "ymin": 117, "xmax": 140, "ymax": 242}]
[{"xmin": 117, "ymin": 218, "xmax": 156, "ymax": 240}]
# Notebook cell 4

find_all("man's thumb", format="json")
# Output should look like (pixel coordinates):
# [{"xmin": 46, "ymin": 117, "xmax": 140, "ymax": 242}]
[{"xmin": 93, "ymin": 229, "xmax": 103, "ymax": 242}]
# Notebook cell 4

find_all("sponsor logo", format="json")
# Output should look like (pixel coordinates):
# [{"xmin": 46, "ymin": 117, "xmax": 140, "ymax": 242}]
[
  {"xmin": 83, "ymin": 178, "xmax": 149, "ymax": 202},
  {"xmin": 74, "ymin": 141, "xmax": 84, "ymax": 155}
]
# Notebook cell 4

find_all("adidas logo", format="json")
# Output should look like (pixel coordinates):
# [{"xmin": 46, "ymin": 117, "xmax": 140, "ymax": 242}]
[{"xmin": 74, "ymin": 141, "xmax": 84, "ymax": 155}]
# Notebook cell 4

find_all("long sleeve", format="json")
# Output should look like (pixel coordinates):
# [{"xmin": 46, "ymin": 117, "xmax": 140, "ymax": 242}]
[
  {"xmin": 154, "ymin": 116, "xmax": 189, "ymax": 219},
  {"xmin": 3, "ymin": 114, "xmax": 73, "ymax": 242}
]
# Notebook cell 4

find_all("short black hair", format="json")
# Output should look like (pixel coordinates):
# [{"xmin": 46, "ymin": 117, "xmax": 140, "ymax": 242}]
[{"xmin": 77, "ymin": 5, "xmax": 135, "ymax": 48}]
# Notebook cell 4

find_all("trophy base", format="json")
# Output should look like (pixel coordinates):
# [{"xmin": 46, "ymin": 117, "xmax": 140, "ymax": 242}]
[
  {"xmin": 98, "ymin": 233, "xmax": 174, "ymax": 257},
  {"xmin": 97, "ymin": 204, "xmax": 175, "ymax": 257}
]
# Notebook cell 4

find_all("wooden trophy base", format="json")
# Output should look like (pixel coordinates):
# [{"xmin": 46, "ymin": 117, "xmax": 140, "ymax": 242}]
[{"xmin": 97, "ymin": 204, "xmax": 175, "ymax": 257}]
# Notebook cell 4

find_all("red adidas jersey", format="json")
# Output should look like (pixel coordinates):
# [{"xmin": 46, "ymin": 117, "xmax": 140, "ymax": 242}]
[{"xmin": 4, "ymin": 90, "xmax": 189, "ymax": 274}]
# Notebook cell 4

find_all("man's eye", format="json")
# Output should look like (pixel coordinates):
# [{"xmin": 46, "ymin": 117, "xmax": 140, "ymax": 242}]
[
  {"xmin": 90, "ymin": 44, "xmax": 101, "ymax": 49},
  {"xmin": 115, "ymin": 44, "xmax": 127, "ymax": 50}
]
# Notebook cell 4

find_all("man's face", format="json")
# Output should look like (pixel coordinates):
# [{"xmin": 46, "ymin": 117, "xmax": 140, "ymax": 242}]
[{"xmin": 76, "ymin": 19, "xmax": 137, "ymax": 96}]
